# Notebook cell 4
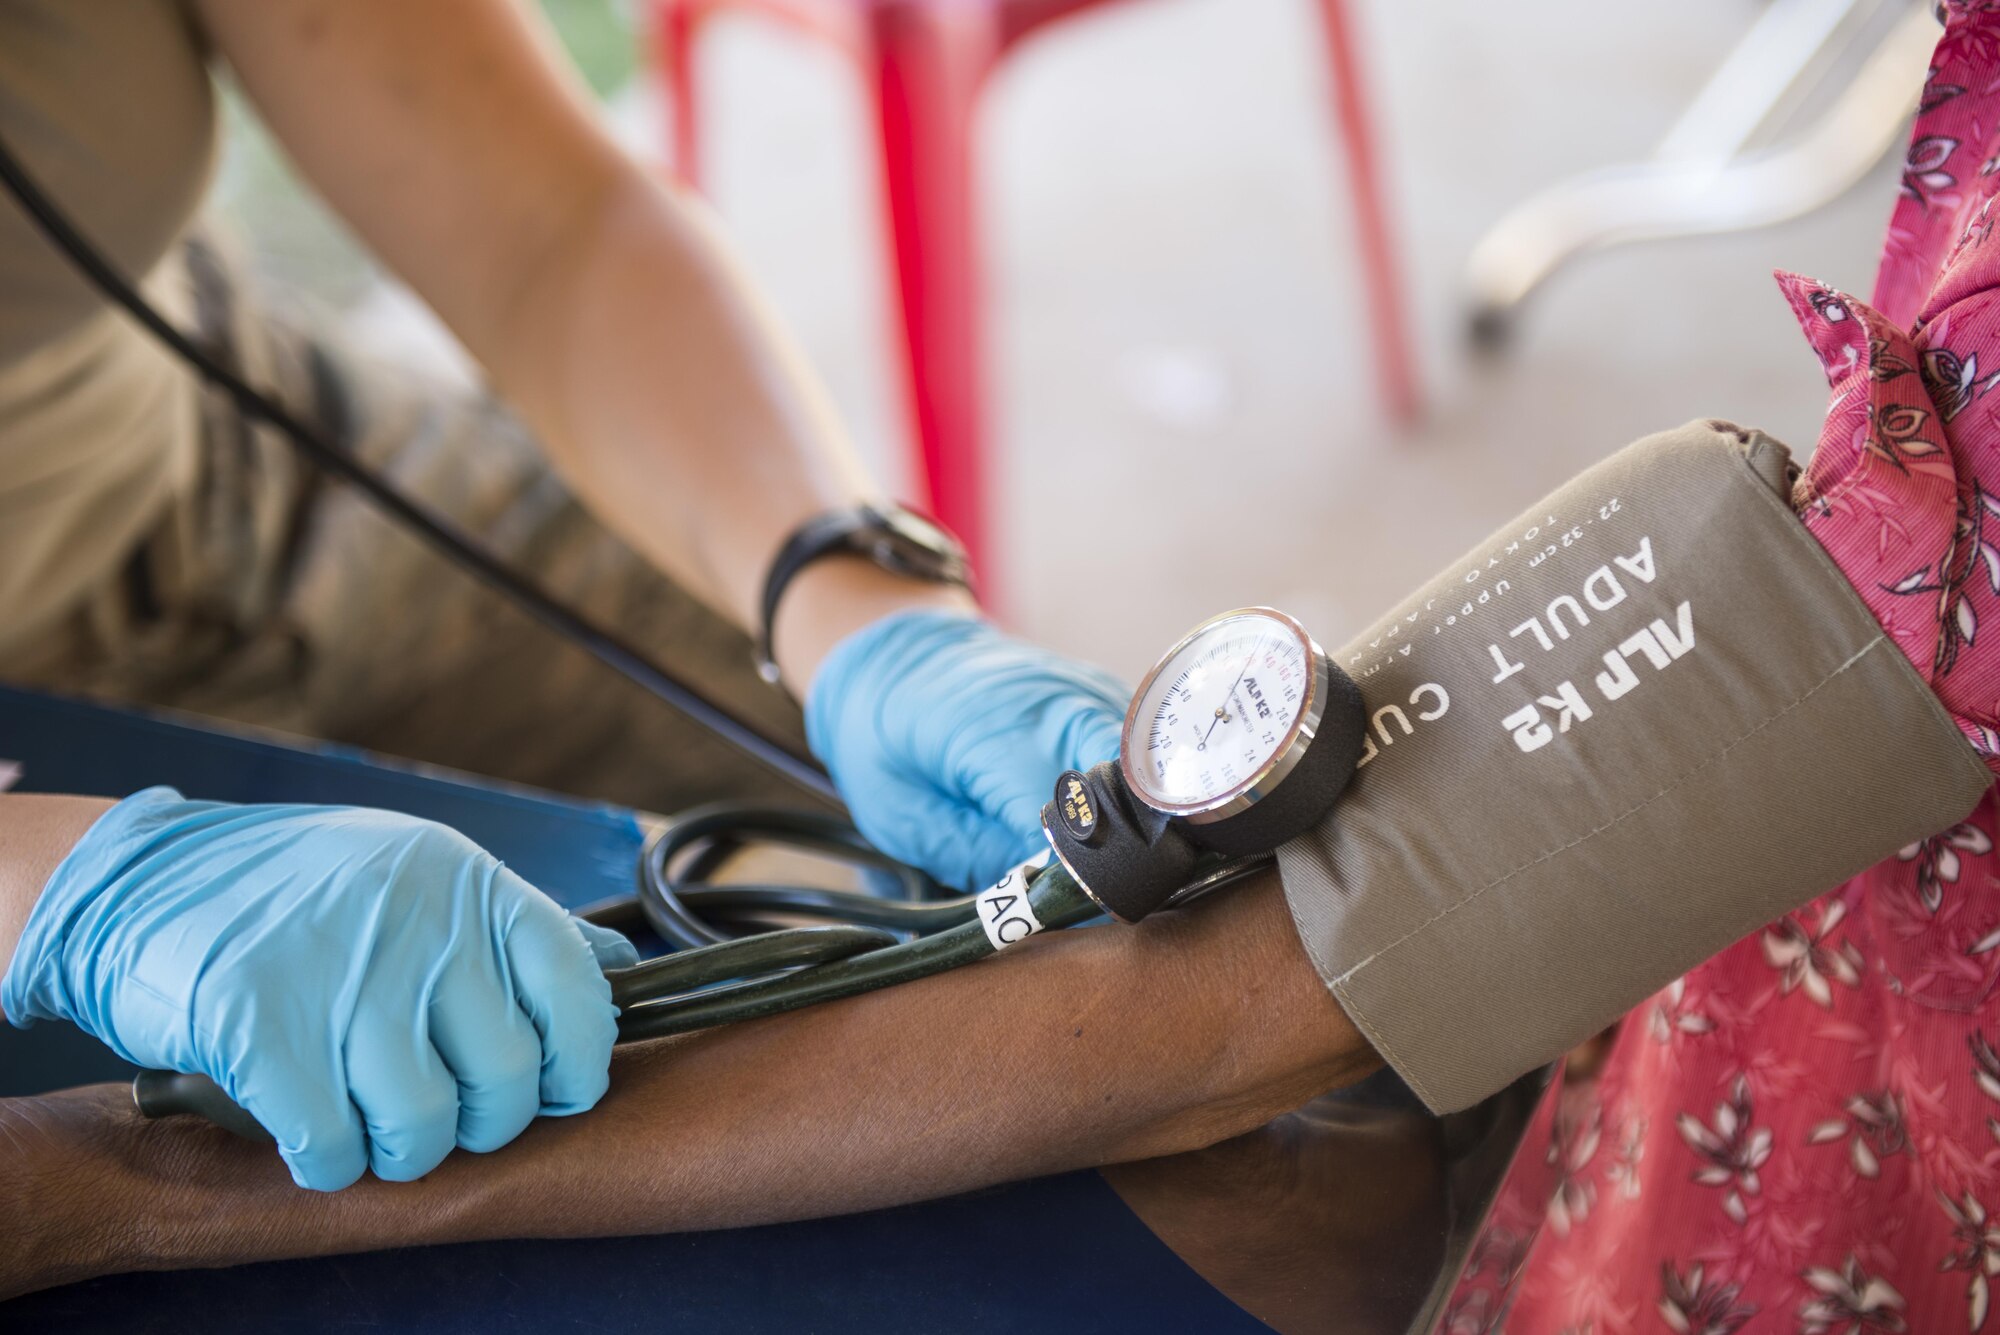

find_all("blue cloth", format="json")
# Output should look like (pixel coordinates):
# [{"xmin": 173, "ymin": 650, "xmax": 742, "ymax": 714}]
[
  {"xmin": 3, "ymin": 787, "xmax": 636, "ymax": 1191},
  {"xmin": 806, "ymin": 611, "xmax": 1127, "ymax": 891},
  {"xmin": 8, "ymin": 1168, "xmax": 1262, "ymax": 1334}
]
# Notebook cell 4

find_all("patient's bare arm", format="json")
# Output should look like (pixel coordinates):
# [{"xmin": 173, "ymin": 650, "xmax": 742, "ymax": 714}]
[{"xmin": 3, "ymin": 874, "xmax": 1374, "ymax": 1297}]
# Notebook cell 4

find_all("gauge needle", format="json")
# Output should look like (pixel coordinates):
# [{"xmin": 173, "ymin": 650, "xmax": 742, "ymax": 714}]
[{"xmin": 1202, "ymin": 654, "xmax": 1256, "ymax": 746}]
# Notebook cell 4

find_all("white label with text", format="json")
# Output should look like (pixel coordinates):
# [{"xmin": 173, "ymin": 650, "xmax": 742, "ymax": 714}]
[{"xmin": 975, "ymin": 851, "xmax": 1051, "ymax": 951}]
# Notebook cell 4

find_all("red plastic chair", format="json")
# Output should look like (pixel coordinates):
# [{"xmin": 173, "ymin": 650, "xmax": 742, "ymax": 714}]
[{"xmin": 650, "ymin": 0, "xmax": 1418, "ymax": 581}]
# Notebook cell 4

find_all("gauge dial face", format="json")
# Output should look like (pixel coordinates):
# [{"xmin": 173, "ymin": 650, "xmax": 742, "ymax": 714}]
[{"xmin": 1123, "ymin": 610, "xmax": 1316, "ymax": 814}]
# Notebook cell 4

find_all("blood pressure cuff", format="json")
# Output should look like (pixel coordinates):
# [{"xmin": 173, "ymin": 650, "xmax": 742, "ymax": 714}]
[{"xmin": 1276, "ymin": 419, "xmax": 1991, "ymax": 1114}]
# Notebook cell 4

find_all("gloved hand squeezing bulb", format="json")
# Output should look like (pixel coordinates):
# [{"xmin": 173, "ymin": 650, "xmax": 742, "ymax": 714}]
[{"xmin": 2, "ymin": 788, "xmax": 636, "ymax": 1190}]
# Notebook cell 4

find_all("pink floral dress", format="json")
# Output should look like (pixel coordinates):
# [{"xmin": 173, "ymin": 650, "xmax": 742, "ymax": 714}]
[{"xmin": 1444, "ymin": 8, "xmax": 2000, "ymax": 1332}]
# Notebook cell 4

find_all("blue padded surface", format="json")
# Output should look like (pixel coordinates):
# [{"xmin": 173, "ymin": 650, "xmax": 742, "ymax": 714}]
[
  {"xmin": 0, "ymin": 683, "xmax": 644, "ymax": 907},
  {"xmin": 0, "ymin": 685, "xmax": 1260, "ymax": 1333},
  {"xmin": 12, "ymin": 1170, "xmax": 1242, "ymax": 1335}
]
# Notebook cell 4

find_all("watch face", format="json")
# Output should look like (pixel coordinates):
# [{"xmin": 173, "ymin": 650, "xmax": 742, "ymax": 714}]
[
  {"xmin": 873, "ymin": 505, "xmax": 970, "ymax": 580},
  {"xmin": 877, "ymin": 506, "xmax": 949, "ymax": 552}
]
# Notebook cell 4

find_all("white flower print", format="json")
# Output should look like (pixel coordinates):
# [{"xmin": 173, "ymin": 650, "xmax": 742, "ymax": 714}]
[
  {"xmin": 1676, "ymin": 1074, "xmax": 1772, "ymax": 1224},
  {"xmin": 1763, "ymin": 901, "xmax": 1864, "ymax": 1008},
  {"xmin": 1810, "ymin": 289, "xmax": 1852, "ymax": 324},
  {"xmin": 1658, "ymin": 1262, "xmax": 1756, "ymax": 1335},
  {"xmin": 1939, "ymin": 1190, "xmax": 2000, "ymax": 1331},
  {"xmin": 1798, "ymin": 1255, "xmax": 1908, "ymax": 1333},
  {"xmin": 1882, "ymin": 486, "xmax": 2000, "ymax": 681},
  {"xmin": 1547, "ymin": 1102, "xmax": 1601, "ymax": 1237},
  {"xmin": 1806, "ymin": 1091, "xmax": 1908, "ymax": 1179},
  {"xmin": 1969, "ymin": 1032, "xmax": 2000, "ymax": 1145},
  {"xmin": 1652, "ymin": 976, "xmax": 1715, "ymax": 1044},
  {"xmin": 1905, "ymin": 134, "xmax": 1963, "ymax": 204},
  {"xmin": 1922, "ymin": 346, "xmax": 2000, "ymax": 422},
  {"xmin": 1899, "ymin": 821, "xmax": 1994, "ymax": 914}
]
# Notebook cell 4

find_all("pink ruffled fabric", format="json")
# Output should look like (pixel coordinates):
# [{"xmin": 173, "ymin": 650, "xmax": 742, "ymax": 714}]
[{"xmin": 1445, "ymin": 8, "xmax": 2000, "ymax": 1331}]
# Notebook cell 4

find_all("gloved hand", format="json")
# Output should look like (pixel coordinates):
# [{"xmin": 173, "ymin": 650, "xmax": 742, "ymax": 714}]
[
  {"xmin": 0, "ymin": 788, "xmax": 636, "ymax": 1191},
  {"xmin": 805, "ymin": 610, "xmax": 1128, "ymax": 891}
]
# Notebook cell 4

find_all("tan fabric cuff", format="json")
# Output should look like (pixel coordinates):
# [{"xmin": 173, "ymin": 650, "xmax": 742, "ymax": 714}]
[{"xmin": 1276, "ymin": 420, "xmax": 1990, "ymax": 1114}]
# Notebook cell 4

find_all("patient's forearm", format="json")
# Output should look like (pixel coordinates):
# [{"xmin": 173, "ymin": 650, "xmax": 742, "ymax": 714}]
[{"xmin": 30, "ymin": 877, "xmax": 1371, "ymax": 1284}]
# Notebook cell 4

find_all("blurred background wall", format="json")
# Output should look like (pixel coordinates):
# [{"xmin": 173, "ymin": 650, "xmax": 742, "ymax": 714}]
[{"xmin": 211, "ymin": 0, "xmax": 1908, "ymax": 685}]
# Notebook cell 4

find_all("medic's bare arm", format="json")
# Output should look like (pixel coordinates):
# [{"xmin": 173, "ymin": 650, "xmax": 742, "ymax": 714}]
[
  {"xmin": 0, "ymin": 874, "xmax": 1374, "ymax": 1296},
  {"xmin": 189, "ymin": 0, "xmax": 971, "ymax": 690}
]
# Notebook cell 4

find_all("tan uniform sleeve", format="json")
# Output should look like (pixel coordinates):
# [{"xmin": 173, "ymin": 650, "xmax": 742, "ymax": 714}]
[{"xmin": 1276, "ymin": 420, "xmax": 1990, "ymax": 1113}]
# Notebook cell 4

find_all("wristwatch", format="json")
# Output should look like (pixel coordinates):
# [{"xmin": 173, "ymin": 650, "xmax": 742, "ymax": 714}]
[{"xmin": 756, "ymin": 502, "xmax": 974, "ymax": 683}]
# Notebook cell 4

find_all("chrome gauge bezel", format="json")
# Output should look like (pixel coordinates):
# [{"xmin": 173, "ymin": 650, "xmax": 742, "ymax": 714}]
[{"xmin": 1118, "ymin": 607, "xmax": 1331, "ymax": 826}]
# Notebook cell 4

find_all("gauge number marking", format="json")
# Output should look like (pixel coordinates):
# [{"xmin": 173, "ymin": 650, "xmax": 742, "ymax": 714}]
[{"xmin": 1131, "ymin": 615, "xmax": 1308, "ymax": 808}]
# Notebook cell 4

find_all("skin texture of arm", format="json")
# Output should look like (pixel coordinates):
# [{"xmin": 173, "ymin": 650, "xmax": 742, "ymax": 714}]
[
  {"xmin": 0, "ymin": 796, "xmax": 113, "ymax": 1023},
  {"xmin": 1, "ymin": 875, "xmax": 1377, "ymax": 1296},
  {"xmin": 188, "ymin": 0, "xmax": 973, "ymax": 693}
]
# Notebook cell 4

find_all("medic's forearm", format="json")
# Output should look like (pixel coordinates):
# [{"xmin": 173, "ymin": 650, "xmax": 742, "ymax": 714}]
[
  {"xmin": 21, "ymin": 877, "xmax": 1370, "ymax": 1286},
  {"xmin": 484, "ymin": 166, "xmax": 933, "ymax": 647},
  {"xmin": 469, "ymin": 160, "xmax": 989, "ymax": 691},
  {"xmin": 0, "ymin": 796, "xmax": 112, "ymax": 1021},
  {"xmin": 193, "ymin": 0, "xmax": 968, "ymax": 682}
]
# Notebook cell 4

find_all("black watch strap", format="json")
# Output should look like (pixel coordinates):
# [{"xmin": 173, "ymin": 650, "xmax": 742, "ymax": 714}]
[{"xmin": 756, "ymin": 502, "xmax": 973, "ymax": 684}]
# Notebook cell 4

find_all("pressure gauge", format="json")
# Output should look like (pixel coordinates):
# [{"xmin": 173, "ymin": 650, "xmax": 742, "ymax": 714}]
[
  {"xmin": 1123, "ymin": 608, "xmax": 1329, "ymax": 826},
  {"xmin": 1042, "ymin": 607, "xmax": 1365, "ymax": 923}
]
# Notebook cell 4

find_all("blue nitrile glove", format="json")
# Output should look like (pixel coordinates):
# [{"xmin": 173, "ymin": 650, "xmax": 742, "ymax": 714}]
[
  {"xmin": 805, "ymin": 610, "xmax": 1128, "ymax": 891},
  {"xmin": 1, "ymin": 788, "xmax": 637, "ymax": 1191}
]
